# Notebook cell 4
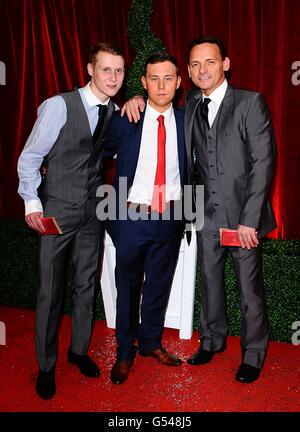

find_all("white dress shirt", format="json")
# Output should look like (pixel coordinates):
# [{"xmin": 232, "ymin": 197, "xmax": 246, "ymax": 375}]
[
  {"xmin": 204, "ymin": 79, "xmax": 228, "ymax": 127},
  {"xmin": 128, "ymin": 101, "xmax": 181, "ymax": 205}
]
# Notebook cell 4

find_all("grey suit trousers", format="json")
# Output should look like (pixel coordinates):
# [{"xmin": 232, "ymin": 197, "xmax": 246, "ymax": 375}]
[
  {"xmin": 196, "ymin": 220, "xmax": 269, "ymax": 369},
  {"xmin": 36, "ymin": 196, "xmax": 104, "ymax": 371}
]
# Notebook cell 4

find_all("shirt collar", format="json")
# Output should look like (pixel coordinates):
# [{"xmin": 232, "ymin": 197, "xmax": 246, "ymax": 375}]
[
  {"xmin": 146, "ymin": 100, "xmax": 173, "ymax": 124},
  {"xmin": 81, "ymin": 82, "xmax": 110, "ymax": 107},
  {"xmin": 203, "ymin": 79, "xmax": 228, "ymax": 105}
]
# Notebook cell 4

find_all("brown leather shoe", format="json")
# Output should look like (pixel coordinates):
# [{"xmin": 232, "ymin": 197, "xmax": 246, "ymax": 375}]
[
  {"xmin": 110, "ymin": 359, "xmax": 133, "ymax": 384},
  {"xmin": 139, "ymin": 346, "xmax": 182, "ymax": 366}
]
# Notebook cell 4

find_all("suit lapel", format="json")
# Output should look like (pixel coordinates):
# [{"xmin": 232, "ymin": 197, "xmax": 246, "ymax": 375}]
[
  {"xmin": 74, "ymin": 90, "xmax": 93, "ymax": 144},
  {"xmin": 131, "ymin": 111, "xmax": 145, "ymax": 173},
  {"xmin": 185, "ymin": 91, "xmax": 202, "ymax": 154},
  {"xmin": 174, "ymin": 108, "xmax": 185, "ymax": 186},
  {"xmin": 216, "ymin": 86, "xmax": 234, "ymax": 137},
  {"xmin": 213, "ymin": 86, "xmax": 234, "ymax": 175},
  {"xmin": 184, "ymin": 91, "xmax": 203, "ymax": 181}
]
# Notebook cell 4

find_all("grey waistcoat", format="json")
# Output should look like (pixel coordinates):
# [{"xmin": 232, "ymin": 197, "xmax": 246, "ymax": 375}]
[
  {"xmin": 39, "ymin": 90, "xmax": 114, "ymax": 204},
  {"xmin": 192, "ymin": 103, "xmax": 229, "ymax": 228}
]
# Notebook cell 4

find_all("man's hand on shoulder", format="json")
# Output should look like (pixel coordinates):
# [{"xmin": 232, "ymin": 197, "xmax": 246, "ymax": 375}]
[
  {"xmin": 25, "ymin": 212, "xmax": 46, "ymax": 234},
  {"xmin": 120, "ymin": 96, "xmax": 145, "ymax": 123},
  {"xmin": 237, "ymin": 224, "xmax": 259, "ymax": 250}
]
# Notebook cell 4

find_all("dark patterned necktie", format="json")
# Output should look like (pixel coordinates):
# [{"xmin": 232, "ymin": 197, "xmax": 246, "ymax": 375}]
[
  {"xmin": 200, "ymin": 97, "xmax": 211, "ymax": 129},
  {"xmin": 92, "ymin": 104, "xmax": 107, "ymax": 145}
]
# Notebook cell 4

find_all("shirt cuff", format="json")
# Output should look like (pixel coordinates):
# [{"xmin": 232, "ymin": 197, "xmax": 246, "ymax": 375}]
[{"xmin": 25, "ymin": 199, "xmax": 44, "ymax": 216}]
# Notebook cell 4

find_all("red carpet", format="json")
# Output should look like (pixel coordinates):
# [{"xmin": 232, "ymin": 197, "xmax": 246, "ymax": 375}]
[{"xmin": 0, "ymin": 306, "xmax": 299, "ymax": 412}]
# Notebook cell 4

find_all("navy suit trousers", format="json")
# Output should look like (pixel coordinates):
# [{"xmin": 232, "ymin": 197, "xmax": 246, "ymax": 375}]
[{"xmin": 109, "ymin": 211, "xmax": 184, "ymax": 361}]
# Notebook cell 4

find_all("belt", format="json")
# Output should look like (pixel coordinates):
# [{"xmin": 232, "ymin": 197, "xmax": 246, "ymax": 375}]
[{"xmin": 127, "ymin": 200, "xmax": 175, "ymax": 213}]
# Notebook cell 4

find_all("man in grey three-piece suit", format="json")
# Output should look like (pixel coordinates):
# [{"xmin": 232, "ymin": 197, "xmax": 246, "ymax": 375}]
[
  {"xmin": 185, "ymin": 36, "xmax": 277, "ymax": 383},
  {"xmin": 17, "ymin": 42, "xmax": 125, "ymax": 399}
]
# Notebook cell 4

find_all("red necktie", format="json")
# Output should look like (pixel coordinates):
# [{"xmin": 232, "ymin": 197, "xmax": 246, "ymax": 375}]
[{"xmin": 151, "ymin": 115, "xmax": 166, "ymax": 213}]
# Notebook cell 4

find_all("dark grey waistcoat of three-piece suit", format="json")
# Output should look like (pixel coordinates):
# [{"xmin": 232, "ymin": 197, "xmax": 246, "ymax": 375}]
[
  {"xmin": 185, "ymin": 85, "xmax": 277, "ymax": 368},
  {"xmin": 37, "ymin": 91, "xmax": 115, "ymax": 371}
]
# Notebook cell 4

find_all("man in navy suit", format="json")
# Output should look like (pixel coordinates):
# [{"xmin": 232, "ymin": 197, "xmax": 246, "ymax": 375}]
[{"xmin": 102, "ymin": 52, "xmax": 187, "ymax": 384}]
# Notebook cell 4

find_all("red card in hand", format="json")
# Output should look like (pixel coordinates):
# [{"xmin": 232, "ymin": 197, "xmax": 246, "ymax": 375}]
[
  {"xmin": 220, "ymin": 228, "xmax": 241, "ymax": 247},
  {"xmin": 41, "ymin": 217, "xmax": 62, "ymax": 235}
]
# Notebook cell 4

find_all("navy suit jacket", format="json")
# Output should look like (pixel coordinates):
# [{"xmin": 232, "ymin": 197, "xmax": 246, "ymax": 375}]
[
  {"xmin": 103, "ymin": 106, "xmax": 187, "ymax": 239},
  {"xmin": 104, "ymin": 106, "xmax": 186, "ymax": 190}
]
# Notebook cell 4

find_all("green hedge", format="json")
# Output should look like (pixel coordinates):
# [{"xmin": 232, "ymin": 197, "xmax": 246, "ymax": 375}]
[
  {"xmin": 0, "ymin": 219, "xmax": 105, "ymax": 321},
  {"xmin": 125, "ymin": 0, "xmax": 166, "ymax": 99},
  {"xmin": 0, "ymin": 219, "xmax": 299, "ymax": 343},
  {"xmin": 193, "ymin": 239, "xmax": 300, "ymax": 342}
]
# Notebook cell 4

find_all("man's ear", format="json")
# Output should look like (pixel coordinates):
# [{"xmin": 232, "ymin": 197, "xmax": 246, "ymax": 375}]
[
  {"xmin": 141, "ymin": 76, "xmax": 147, "ymax": 91},
  {"xmin": 223, "ymin": 57, "xmax": 230, "ymax": 71},
  {"xmin": 176, "ymin": 75, "xmax": 182, "ymax": 89},
  {"xmin": 87, "ymin": 63, "xmax": 93, "ymax": 77}
]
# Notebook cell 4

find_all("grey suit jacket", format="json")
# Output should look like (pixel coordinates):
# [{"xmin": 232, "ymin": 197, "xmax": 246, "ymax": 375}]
[{"xmin": 185, "ymin": 85, "xmax": 277, "ymax": 237}]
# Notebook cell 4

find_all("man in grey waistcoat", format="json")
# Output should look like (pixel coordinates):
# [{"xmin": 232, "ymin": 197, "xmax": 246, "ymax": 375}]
[
  {"xmin": 185, "ymin": 36, "xmax": 277, "ymax": 383},
  {"xmin": 17, "ymin": 42, "xmax": 125, "ymax": 399}
]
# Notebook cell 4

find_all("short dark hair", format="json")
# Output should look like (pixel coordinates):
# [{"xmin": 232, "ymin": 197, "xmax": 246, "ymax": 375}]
[
  {"xmin": 143, "ymin": 51, "xmax": 179, "ymax": 76},
  {"xmin": 189, "ymin": 36, "xmax": 227, "ymax": 61},
  {"xmin": 89, "ymin": 42, "xmax": 124, "ymax": 65}
]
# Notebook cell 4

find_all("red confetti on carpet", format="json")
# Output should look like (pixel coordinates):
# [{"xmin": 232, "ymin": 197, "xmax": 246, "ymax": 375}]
[{"xmin": 0, "ymin": 306, "xmax": 299, "ymax": 412}]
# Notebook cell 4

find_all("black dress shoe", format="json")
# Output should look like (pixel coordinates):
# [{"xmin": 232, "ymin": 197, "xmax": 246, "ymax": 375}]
[
  {"xmin": 36, "ymin": 369, "xmax": 56, "ymax": 400},
  {"xmin": 236, "ymin": 363, "xmax": 261, "ymax": 383},
  {"xmin": 187, "ymin": 344, "xmax": 226, "ymax": 365},
  {"xmin": 110, "ymin": 359, "xmax": 133, "ymax": 384},
  {"xmin": 68, "ymin": 350, "xmax": 100, "ymax": 377}
]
